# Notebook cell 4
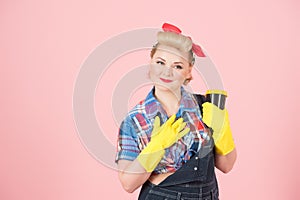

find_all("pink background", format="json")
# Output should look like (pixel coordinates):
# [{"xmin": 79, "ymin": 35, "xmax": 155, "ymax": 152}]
[{"xmin": 1, "ymin": 0, "xmax": 299, "ymax": 199}]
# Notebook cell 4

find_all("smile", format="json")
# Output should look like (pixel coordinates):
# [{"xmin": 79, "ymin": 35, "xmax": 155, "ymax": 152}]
[{"xmin": 160, "ymin": 78, "xmax": 173, "ymax": 83}]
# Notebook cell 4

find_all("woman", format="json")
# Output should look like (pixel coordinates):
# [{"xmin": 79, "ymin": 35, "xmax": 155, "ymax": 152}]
[{"xmin": 115, "ymin": 23, "xmax": 237, "ymax": 199}]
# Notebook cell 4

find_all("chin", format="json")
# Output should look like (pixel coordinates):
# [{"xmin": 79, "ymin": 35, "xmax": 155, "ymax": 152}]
[{"xmin": 155, "ymin": 84, "xmax": 171, "ymax": 91}]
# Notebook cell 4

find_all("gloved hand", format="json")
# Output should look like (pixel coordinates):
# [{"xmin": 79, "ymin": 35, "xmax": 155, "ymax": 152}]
[
  {"xmin": 202, "ymin": 102, "xmax": 235, "ymax": 155},
  {"xmin": 137, "ymin": 115, "xmax": 190, "ymax": 172}
]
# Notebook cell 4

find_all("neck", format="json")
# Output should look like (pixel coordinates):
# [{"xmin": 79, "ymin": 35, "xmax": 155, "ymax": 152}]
[{"xmin": 154, "ymin": 87, "xmax": 182, "ymax": 117}]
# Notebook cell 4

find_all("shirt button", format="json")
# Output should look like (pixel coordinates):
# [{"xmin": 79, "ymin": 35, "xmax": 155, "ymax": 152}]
[
  {"xmin": 195, "ymin": 156, "xmax": 199, "ymax": 160},
  {"xmin": 194, "ymin": 167, "xmax": 198, "ymax": 171}
]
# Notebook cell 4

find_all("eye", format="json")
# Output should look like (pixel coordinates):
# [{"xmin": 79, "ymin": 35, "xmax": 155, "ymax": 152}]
[
  {"xmin": 174, "ymin": 65, "xmax": 183, "ymax": 69},
  {"xmin": 156, "ymin": 61, "xmax": 165, "ymax": 65}
]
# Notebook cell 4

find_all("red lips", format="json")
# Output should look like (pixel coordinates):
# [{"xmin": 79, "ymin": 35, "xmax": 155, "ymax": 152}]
[{"xmin": 160, "ymin": 78, "xmax": 173, "ymax": 83}]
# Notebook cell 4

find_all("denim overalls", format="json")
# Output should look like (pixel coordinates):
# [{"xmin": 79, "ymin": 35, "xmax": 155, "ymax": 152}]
[{"xmin": 138, "ymin": 137, "xmax": 219, "ymax": 200}]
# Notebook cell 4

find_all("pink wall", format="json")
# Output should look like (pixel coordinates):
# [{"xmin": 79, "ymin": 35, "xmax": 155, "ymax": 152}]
[{"xmin": 1, "ymin": 0, "xmax": 299, "ymax": 199}]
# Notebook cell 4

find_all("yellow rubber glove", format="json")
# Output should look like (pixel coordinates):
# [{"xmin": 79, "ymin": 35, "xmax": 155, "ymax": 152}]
[
  {"xmin": 202, "ymin": 102, "xmax": 235, "ymax": 155},
  {"xmin": 137, "ymin": 115, "xmax": 190, "ymax": 172}
]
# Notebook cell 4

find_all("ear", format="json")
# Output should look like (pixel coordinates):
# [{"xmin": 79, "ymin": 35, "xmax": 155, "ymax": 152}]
[
  {"xmin": 186, "ymin": 66, "xmax": 193, "ymax": 80},
  {"xmin": 183, "ymin": 67, "xmax": 193, "ymax": 85}
]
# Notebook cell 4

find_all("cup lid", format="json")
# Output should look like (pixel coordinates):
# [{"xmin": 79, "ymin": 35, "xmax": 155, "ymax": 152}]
[{"xmin": 206, "ymin": 89, "xmax": 227, "ymax": 96}]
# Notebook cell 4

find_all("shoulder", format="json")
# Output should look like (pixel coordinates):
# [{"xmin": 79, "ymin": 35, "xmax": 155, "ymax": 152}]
[
  {"xmin": 126, "ymin": 88, "xmax": 156, "ymax": 116},
  {"xmin": 121, "ymin": 98, "xmax": 149, "ymax": 131},
  {"xmin": 181, "ymin": 87, "xmax": 204, "ymax": 100},
  {"xmin": 180, "ymin": 88, "xmax": 201, "ymax": 107},
  {"xmin": 127, "ymin": 99, "xmax": 146, "ymax": 117},
  {"xmin": 124, "ymin": 88, "xmax": 157, "ymax": 123},
  {"xmin": 180, "ymin": 88, "xmax": 207, "ymax": 119}
]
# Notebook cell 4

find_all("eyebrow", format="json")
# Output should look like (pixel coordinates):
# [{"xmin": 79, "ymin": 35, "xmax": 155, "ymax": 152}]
[
  {"xmin": 174, "ymin": 61, "xmax": 184, "ymax": 65},
  {"xmin": 156, "ymin": 57, "xmax": 184, "ymax": 64},
  {"xmin": 156, "ymin": 57, "xmax": 166, "ymax": 61}
]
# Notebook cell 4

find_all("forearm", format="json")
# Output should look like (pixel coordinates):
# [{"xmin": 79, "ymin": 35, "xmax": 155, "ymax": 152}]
[
  {"xmin": 214, "ymin": 147, "xmax": 237, "ymax": 173},
  {"xmin": 117, "ymin": 115, "xmax": 188, "ymax": 193},
  {"xmin": 118, "ymin": 159, "xmax": 152, "ymax": 193}
]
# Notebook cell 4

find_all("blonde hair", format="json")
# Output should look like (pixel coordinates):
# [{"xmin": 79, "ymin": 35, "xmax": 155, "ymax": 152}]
[{"xmin": 150, "ymin": 31, "xmax": 195, "ymax": 65}]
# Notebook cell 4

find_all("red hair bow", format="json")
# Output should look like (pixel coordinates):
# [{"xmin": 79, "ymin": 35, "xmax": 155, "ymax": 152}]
[{"xmin": 162, "ymin": 23, "xmax": 205, "ymax": 57}]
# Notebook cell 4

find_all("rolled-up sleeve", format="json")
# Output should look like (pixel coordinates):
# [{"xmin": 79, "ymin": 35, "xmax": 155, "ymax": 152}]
[{"xmin": 115, "ymin": 117, "xmax": 140, "ymax": 163}]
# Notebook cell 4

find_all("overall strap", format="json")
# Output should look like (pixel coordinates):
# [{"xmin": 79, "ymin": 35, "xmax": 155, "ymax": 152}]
[{"xmin": 193, "ymin": 94, "xmax": 207, "ymax": 116}]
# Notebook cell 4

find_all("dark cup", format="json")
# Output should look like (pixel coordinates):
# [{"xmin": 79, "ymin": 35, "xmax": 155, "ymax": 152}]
[{"xmin": 205, "ymin": 90, "xmax": 227, "ymax": 110}]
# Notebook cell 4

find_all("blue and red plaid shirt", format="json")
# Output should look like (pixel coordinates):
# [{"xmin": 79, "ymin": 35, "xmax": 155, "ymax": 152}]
[{"xmin": 115, "ymin": 87, "xmax": 210, "ymax": 174}]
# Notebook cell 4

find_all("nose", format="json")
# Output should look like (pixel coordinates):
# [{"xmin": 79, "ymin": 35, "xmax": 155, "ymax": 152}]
[{"xmin": 162, "ymin": 65, "xmax": 173, "ymax": 76}]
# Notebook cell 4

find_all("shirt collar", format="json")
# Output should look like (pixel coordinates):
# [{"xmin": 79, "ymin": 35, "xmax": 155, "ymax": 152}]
[{"xmin": 144, "ymin": 86, "xmax": 199, "ymax": 120}]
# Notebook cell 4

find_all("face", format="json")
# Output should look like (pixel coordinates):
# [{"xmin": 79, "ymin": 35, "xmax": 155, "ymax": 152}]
[{"xmin": 149, "ymin": 45, "xmax": 192, "ymax": 93}]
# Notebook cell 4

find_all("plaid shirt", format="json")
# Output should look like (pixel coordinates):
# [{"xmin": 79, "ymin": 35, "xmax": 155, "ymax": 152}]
[{"xmin": 115, "ymin": 87, "xmax": 210, "ymax": 174}]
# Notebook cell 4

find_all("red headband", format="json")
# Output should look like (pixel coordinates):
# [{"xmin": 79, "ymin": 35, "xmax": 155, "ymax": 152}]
[{"xmin": 162, "ymin": 23, "xmax": 205, "ymax": 57}]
